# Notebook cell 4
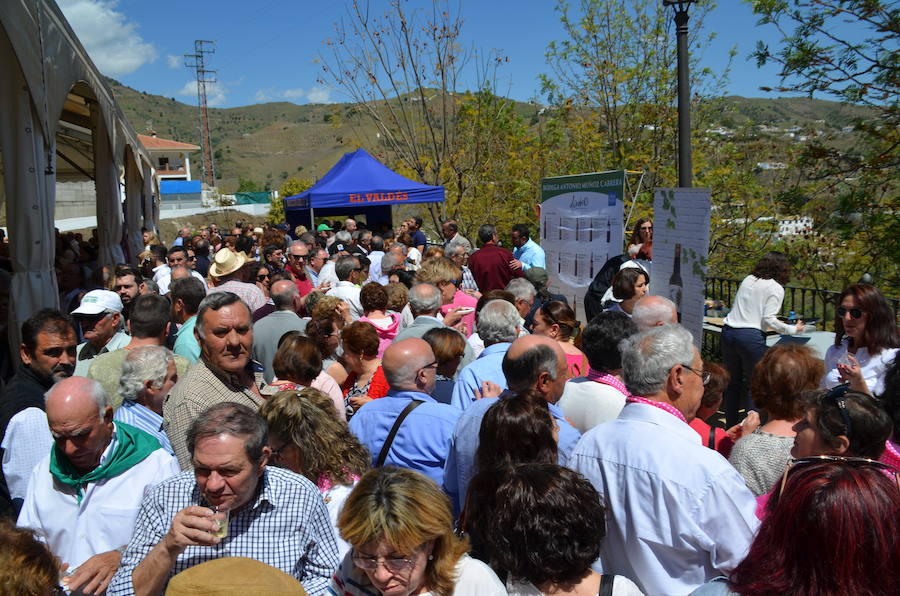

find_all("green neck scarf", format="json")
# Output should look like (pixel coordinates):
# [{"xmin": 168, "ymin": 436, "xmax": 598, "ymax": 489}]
[{"xmin": 49, "ymin": 422, "xmax": 162, "ymax": 504}]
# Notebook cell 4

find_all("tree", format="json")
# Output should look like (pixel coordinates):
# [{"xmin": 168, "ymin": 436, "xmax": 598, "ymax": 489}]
[
  {"xmin": 317, "ymin": 0, "xmax": 505, "ymax": 234},
  {"xmin": 269, "ymin": 177, "xmax": 313, "ymax": 225},
  {"xmin": 748, "ymin": 0, "xmax": 899, "ymax": 293}
]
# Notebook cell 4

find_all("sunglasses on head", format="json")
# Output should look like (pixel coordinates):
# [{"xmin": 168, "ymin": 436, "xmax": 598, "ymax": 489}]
[
  {"xmin": 836, "ymin": 306, "xmax": 863, "ymax": 319},
  {"xmin": 778, "ymin": 455, "xmax": 900, "ymax": 500},
  {"xmin": 822, "ymin": 383, "xmax": 853, "ymax": 439}
]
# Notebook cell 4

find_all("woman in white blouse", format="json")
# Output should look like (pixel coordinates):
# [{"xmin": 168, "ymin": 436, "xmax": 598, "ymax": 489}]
[
  {"xmin": 721, "ymin": 252, "xmax": 805, "ymax": 426},
  {"xmin": 821, "ymin": 283, "xmax": 898, "ymax": 396}
]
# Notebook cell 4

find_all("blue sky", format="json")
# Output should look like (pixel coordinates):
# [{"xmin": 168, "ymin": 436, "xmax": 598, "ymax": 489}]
[{"xmin": 58, "ymin": 0, "xmax": 798, "ymax": 109}]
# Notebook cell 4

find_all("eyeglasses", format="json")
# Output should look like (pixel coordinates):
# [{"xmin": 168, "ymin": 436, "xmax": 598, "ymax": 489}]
[
  {"xmin": 417, "ymin": 360, "xmax": 438, "ymax": 374},
  {"xmin": 188, "ymin": 255, "xmax": 197, "ymax": 261},
  {"xmin": 822, "ymin": 383, "xmax": 853, "ymax": 438},
  {"xmin": 289, "ymin": 254, "xmax": 307, "ymax": 261},
  {"xmin": 352, "ymin": 551, "xmax": 418, "ymax": 574},
  {"xmin": 778, "ymin": 455, "xmax": 900, "ymax": 499},
  {"xmin": 682, "ymin": 364, "xmax": 711, "ymax": 385},
  {"xmin": 257, "ymin": 274, "xmax": 270, "ymax": 281},
  {"xmin": 836, "ymin": 306, "xmax": 863, "ymax": 319}
]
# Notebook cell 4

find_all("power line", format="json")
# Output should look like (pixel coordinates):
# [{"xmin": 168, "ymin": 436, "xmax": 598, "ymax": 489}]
[{"xmin": 184, "ymin": 40, "xmax": 217, "ymax": 188}]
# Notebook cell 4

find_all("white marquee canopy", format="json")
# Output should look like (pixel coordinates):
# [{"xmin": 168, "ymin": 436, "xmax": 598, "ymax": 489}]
[{"xmin": 0, "ymin": 0, "xmax": 158, "ymax": 353}]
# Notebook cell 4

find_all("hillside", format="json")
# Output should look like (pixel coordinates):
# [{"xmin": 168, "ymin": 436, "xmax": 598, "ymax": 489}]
[{"xmin": 107, "ymin": 78, "xmax": 877, "ymax": 193}]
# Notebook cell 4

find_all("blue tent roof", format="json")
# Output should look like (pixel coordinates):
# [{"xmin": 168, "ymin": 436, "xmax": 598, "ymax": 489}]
[{"xmin": 284, "ymin": 148, "xmax": 444, "ymax": 211}]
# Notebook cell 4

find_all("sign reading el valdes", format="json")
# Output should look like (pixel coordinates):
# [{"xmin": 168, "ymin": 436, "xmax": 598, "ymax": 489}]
[
  {"xmin": 540, "ymin": 171, "xmax": 625, "ymax": 321},
  {"xmin": 652, "ymin": 188, "xmax": 712, "ymax": 348}
]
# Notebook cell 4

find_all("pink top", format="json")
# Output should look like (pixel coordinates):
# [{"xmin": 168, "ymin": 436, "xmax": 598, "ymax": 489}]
[
  {"xmin": 586, "ymin": 369, "xmax": 631, "ymax": 398},
  {"xmin": 880, "ymin": 440, "xmax": 900, "ymax": 469},
  {"xmin": 441, "ymin": 290, "xmax": 477, "ymax": 337},
  {"xmin": 565, "ymin": 353, "xmax": 586, "ymax": 378},
  {"xmin": 626, "ymin": 395, "xmax": 687, "ymax": 423}
]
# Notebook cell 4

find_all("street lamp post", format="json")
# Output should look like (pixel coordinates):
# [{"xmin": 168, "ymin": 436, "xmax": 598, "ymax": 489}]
[{"xmin": 664, "ymin": 0, "xmax": 695, "ymax": 188}]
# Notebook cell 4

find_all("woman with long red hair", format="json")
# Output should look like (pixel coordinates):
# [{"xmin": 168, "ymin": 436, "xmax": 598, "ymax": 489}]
[{"xmin": 691, "ymin": 458, "xmax": 900, "ymax": 596}]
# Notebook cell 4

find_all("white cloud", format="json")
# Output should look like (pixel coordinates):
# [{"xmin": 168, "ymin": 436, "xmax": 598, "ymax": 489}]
[
  {"xmin": 252, "ymin": 86, "xmax": 333, "ymax": 104},
  {"xmin": 58, "ymin": 0, "xmax": 157, "ymax": 77},
  {"xmin": 178, "ymin": 80, "xmax": 227, "ymax": 107},
  {"xmin": 305, "ymin": 86, "xmax": 332, "ymax": 104},
  {"xmin": 166, "ymin": 54, "xmax": 182, "ymax": 69}
]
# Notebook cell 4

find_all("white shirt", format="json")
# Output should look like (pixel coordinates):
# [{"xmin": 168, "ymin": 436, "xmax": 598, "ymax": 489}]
[
  {"xmin": 366, "ymin": 250, "xmax": 385, "ymax": 284},
  {"xmin": 568, "ymin": 403, "xmax": 759, "ymax": 596},
  {"xmin": 327, "ymin": 281, "xmax": 363, "ymax": 320},
  {"xmin": 558, "ymin": 378, "xmax": 627, "ymax": 433},
  {"xmin": 323, "ymin": 482, "xmax": 355, "ymax": 560},
  {"xmin": 318, "ymin": 261, "xmax": 339, "ymax": 288},
  {"xmin": 821, "ymin": 339, "xmax": 897, "ymax": 395},
  {"xmin": 600, "ymin": 260, "xmax": 651, "ymax": 304},
  {"xmin": 723, "ymin": 275, "xmax": 798, "ymax": 334},
  {"xmin": 1, "ymin": 407, "xmax": 52, "ymax": 504},
  {"xmin": 17, "ymin": 425, "xmax": 179, "ymax": 569},
  {"xmin": 156, "ymin": 269, "xmax": 207, "ymax": 295}
]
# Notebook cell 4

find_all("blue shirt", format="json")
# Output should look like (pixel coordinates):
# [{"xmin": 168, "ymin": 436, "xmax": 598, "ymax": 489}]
[
  {"xmin": 568, "ymin": 403, "xmax": 759, "ymax": 596},
  {"xmin": 512, "ymin": 237, "xmax": 546, "ymax": 270},
  {"xmin": 114, "ymin": 400, "xmax": 174, "ymax": 455},
  {"xmin": 348, "ymin": 390, "xmax": 461, "ymax": 486},
  {"xmin": 173, "ymin": 315, "xmax": 200, "ymax": 364},
  {"xmin": 410, "ymin": 229, "xmax": 427, "ymax": 249},
  {"xmin": 442, "ymin": 394, "xmax": 581, "ymax": 516},
  {"xmin": 450, "ymin": 343, "xmax": 510, "ymax": 411},
  {"xmin": 108, "ymin": 467, "xmax": 339, "ymax": 595}
]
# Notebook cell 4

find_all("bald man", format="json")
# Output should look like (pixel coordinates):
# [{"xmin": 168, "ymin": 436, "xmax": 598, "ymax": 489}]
[
  {"xmin": 252, "ymin": 280, "xmax": 308, "ymax": 383},
  {"xmin": 442, "ymin": 334, "xmax": 582, "ymax": 515},
  {"xmin": 632, "ymin": 295, "xmax": 679, "ymax": 331},
  {"xmin": 18, "ymin": 377, "xmax": 177, "ymax": 595},
  {"xmin": 348, "ymin": 338, "xmax": 461, "ymax": 485}
]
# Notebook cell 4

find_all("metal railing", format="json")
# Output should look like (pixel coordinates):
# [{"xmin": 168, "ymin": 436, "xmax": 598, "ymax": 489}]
[{"xmin": 701, "ymin": 276, "xmax": 900, "ymax": 362}]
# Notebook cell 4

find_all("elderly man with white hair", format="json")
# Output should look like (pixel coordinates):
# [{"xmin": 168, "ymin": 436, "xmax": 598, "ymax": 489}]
[
  {"xmin": 348, "ymin": 338, "xmax": 461, "ymax": 485},
  {"xmin": 18, "ymin": 376, "xmax": 178, "ymax": 595},
  {"xmin": 450, "ymin": 300, "xmax": 520, "ymax": 411},
  {"xmin": 568, "ymin": 325, "xmax": 758, "ymax": 596},
  {"xmin": 631, "ymin": 295, "xmax": 679, "ymax": 331},
  {"xmin": 114, "ymin": 346, "xmax": 179, "ymax": 455}
]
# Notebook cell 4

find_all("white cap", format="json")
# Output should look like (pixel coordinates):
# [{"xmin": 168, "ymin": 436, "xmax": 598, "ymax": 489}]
[{"xmin": 70, "ymin": 290, "xmax": 123, "ymax": 315}]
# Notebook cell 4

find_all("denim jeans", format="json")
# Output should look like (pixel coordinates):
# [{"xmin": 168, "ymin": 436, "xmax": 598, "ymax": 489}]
[{"xmin": 721, "ymin": 325, "xmax": 767, "ymax": 427}]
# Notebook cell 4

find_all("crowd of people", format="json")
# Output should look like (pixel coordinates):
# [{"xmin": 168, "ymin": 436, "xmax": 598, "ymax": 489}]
[{"xmin": 0, "ymin": 216, "xmax": 898, "ymax": 596}]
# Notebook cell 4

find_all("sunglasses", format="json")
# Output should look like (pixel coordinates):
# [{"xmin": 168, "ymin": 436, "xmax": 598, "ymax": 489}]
[
  {"xmin": 822, "ymin": 383, "xmax": 853, "ymax": 439},
  {"xmin": 778, "ymin": 455, "xmax": 900, "ymax": 500},
  {"xmin": 836, "ymin": 306, "xmax": 863, "ymax": 319},
  {"xmin": 257, "ymin": 274, "xmax": 270, "ymax": 281},
  {"xmin": 289, "ymin": 254, "xmax": 307, "ymax": 261}
]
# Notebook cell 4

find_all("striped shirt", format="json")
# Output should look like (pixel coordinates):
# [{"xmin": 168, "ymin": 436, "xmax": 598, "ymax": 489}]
[
  {"xmin": 107, "ymin": 467, "xmax": 340, "ymax": 595},
  {"xmin": 114, "ymin": 401, "xmax": 174, "ymax": 455}
]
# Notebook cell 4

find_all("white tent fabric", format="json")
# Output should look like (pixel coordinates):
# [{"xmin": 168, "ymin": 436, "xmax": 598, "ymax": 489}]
[
  {"xmin": 0, "ymin": 0, "xmax": 155, "ymax": 356},
  {"xmin": 0, "ymin": 34, "xmax": 59, "ymax": 338}
]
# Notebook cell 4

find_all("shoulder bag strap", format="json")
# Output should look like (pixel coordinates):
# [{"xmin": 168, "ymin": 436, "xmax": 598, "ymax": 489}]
[
  {"xmin": 708, "ymin": 423, "xmax": 717, "ymax": 449},
  {"xmin": 375, "ymin": 400, "xmax": 424, "ymax": 467},
  {"xmin": 598, "ymin": 573, "xmax": 615, "ymax": 596}
]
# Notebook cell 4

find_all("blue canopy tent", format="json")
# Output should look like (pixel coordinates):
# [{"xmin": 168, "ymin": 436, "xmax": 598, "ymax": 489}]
[{"xmin": 283, "ymin": 148, "xmax": 444, "ymax": 233}]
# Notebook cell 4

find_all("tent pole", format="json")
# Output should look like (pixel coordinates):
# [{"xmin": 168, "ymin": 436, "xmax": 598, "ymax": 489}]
[{"xmin": 310, "ymin": 207, "xmax": 315, "ymax": 230}]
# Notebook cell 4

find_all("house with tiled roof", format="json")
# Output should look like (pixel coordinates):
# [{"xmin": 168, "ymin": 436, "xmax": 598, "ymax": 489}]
[{"xmin": 138, "ymin": 133, "xmax": 199, "ymax": 182}]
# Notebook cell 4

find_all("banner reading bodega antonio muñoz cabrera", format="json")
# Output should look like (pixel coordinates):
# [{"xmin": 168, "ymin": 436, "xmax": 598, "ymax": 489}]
[{"xmin": 540, "ymin": 171, "xmax": 625, "ymax": 322}]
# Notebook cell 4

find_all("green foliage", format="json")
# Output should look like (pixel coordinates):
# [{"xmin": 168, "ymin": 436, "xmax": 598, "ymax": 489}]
[
  {"xmin": 269, "ymin": 176, "xmax": 313, "ymax": 224},
  {"xmin": 236, "ymin": 177, "xmax": 261, "ymax": 192},
  {"xmin": 748, "ymin": 0, "xmax": 899, "ymax": 293}
]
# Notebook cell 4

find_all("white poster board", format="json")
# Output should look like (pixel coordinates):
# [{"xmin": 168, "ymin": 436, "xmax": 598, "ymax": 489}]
[
  {"xmin": 540, "ymin": 172, "xmax": 625, "ymax": 322},
  {"xmin": 652, "ymin": 188, "xmax": 712, "ymax": 347}
]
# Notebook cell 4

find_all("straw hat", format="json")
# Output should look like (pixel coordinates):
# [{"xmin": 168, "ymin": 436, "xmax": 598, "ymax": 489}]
[
  {"xmin": 164, "ymin": 557, "xmax": 307, "ymax": 595},
  {"xmin": 208, "ymin": 248, "xmax": 249, "ymax": 278}
]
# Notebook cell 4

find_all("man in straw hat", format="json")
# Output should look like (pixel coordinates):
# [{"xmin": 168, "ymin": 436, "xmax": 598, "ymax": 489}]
[{"xmin": 207, "ymin": 247, "xmax": 266, "ymax": 312}]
